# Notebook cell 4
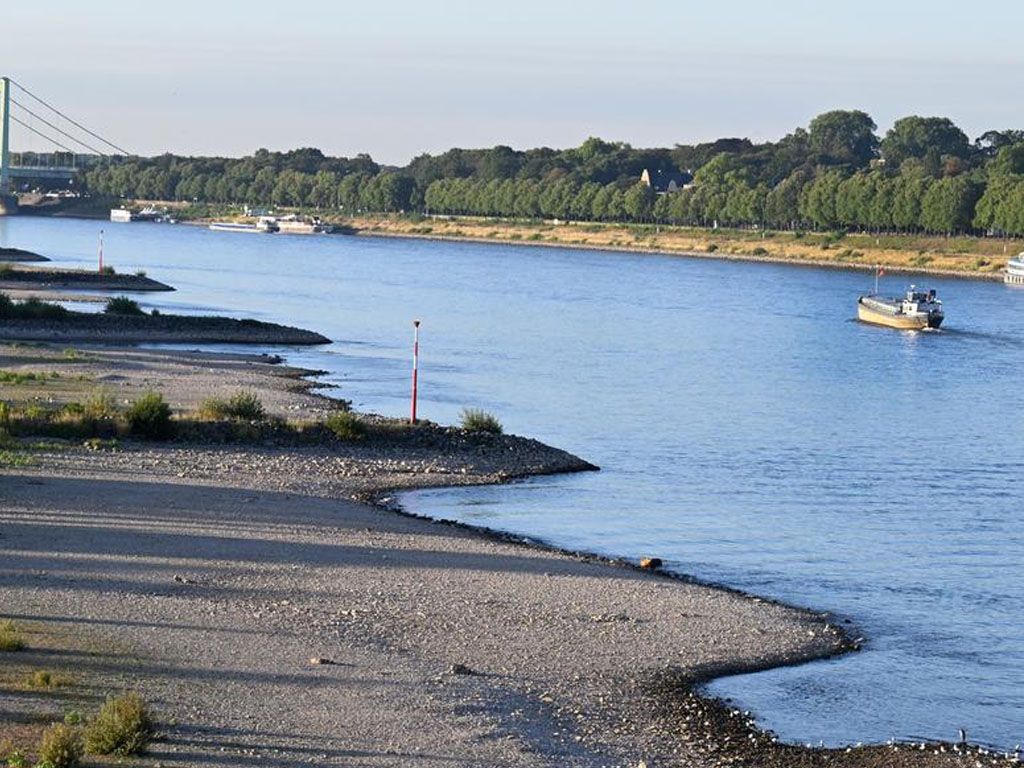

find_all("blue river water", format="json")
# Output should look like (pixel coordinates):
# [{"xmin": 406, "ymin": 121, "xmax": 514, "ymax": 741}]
[{"xmin": 2, "ymin": 216, "xmax": 1022, "ymax": 750}]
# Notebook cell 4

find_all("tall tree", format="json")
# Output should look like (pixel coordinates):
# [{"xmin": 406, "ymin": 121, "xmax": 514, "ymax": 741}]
[
  {"xmin": 808, "ymin": 110, "xmax": 878, "ymax": 167},
  {"xmin": 881, "ymin": 116, "xmax": 971, "ymax": 169}
]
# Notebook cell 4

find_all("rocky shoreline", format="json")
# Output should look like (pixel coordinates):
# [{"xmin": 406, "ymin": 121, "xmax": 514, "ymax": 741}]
[
  {"xmin": 0, "ymin": 265, "xmax": 174, "ymax": 291},
  {"xmin": 0, "ymin": 246, "xmax": 49, "ymax": 262},
  {"xmin": 0, "ymin": 312, "xmax": 330, "ymax": 344}
]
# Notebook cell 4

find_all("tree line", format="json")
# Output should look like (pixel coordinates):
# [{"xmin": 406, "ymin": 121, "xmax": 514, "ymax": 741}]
[{"xmin": 80, "ymin": 113, "xmax": 1024, "ymax": 236}]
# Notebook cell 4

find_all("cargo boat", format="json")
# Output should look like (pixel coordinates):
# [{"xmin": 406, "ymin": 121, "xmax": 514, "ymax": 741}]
[
  {"xmin": 857, "ymin": 286, "xmax": 944, "ymax": 330},
  {"xmin": 1005, "ymin": 253, "xmax": 1024, "ymax": 286},
  {"xmin": 209, "ymin": 217, "xmax": 278, "ymax": 233}
]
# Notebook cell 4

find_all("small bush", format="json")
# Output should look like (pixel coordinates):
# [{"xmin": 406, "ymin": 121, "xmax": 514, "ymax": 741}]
[
  {"xmin": 126, "ymin": 392, "xmax": 172, "ymax": 440},
  {"xmin": 751, "ymin": 247, "xmax": 768, "ymax": 256},
  {"xmin": 325, "ymin": 410, "xmax": 366, "ymax": 441},
  {"xmin": 459, "ymin": 408, "xmax": 503, "ymax": 434},
  {"xmin": 199, "ymin": 390, "xmax": 265, "ymax": 421},
  {"xmin": 134, "ymin": 269, "xmax": 147, "ymax": 277},
  {"xmin": 103, "ymin": 296, "xmax": 144, "ymax": 316},
  {"xmin": 83, "ymin": 692, "xmax": 152, "ymax": 756},
  {"xmin": 706, "ymin": 243, "xmax": 718, "ymax": 253},
  {"xmin": 25, "ymin": 670, "xmax": 56, "ymax": 689},
  {"xmin": 38, "ymin": 723, "xmax": 83, "ymax": 768},
  {"xmin": 85, "ymin": 390, "xmax": 117, "ymax": 419},
  {"xmin": 99, "ymin": 265, "xmax": 116, "ymax": 275},
  {"xmin": 0, "ymin": 620, "xmax": 25, "ymax": 652}
]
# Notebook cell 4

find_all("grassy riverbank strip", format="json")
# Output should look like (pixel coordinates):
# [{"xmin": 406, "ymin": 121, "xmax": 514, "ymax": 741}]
[
  {"xmin": 349, "ymin": 215, "xmax": 1014, "ymax": 281},
  {"xmin": 2, "ymin": 341, "xmax": 1015, "ymax": 767}
]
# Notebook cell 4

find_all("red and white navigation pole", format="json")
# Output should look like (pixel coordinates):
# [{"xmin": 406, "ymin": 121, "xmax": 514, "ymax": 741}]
[
  {"xmin": 98, "ymin": 229, "xmax": 104, "ymax": 273},
  {"xmin": 410, "ymin": 320, "xmax": 421, "ymax": 424}
]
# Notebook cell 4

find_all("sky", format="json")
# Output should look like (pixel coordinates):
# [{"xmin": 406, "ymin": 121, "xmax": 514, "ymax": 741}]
[{"xmin": 4, "ymin": 0, "xmax": 1024, "ymax": 165}]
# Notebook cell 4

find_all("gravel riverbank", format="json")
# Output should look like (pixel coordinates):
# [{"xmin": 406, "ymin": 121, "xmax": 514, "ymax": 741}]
[
  {"xmin": 0, "ymin": 265, "xmax": 174, "ymax": 291},
  {"xmin": 1, "ymin": 344, "xmax": 1013, "ymax": 767},
  {"xmin": 0, "ymin": 313, "xmax": 330, "ymax": 344}
]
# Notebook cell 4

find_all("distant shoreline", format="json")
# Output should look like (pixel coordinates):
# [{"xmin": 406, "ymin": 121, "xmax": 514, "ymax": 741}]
[
  {"xmin": 353, "ymin": 226, "xmax": 1006, "ymax": 282},
  {"xmin": 11, "ymin": 204, "xmax": 1011, "ymax": 283}
]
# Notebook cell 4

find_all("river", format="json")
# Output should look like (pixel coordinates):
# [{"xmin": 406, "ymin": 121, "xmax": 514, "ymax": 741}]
[{"xmin": 2, "ymin": 216, "xmax": 1021, "ymax": 750}]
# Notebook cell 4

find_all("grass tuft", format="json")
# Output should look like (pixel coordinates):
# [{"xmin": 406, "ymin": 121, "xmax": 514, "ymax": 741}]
[
  {"xmin": 198, "ymin": 390, "xmax": 265, "ymax": 421},
  {"xmin": 459, "ymin": 408, "xmax": 503, "ymax": 434},
  {"xmin": 83, "ymin": 692, "xmax": 152, "ymax": 756},
  {"xmin": 103, "ymin": 296, "xmax": 144, "ymax": 316},
  {"xmin": 125, "ymin": 391, "xmax": 173, "ymax": 440},
  {"xmin": 0, "ymin": 620, "xmax": 26, "ymax": 652},
  {"xmin": 38, "ymin": 722, "xmax": 84, "ymax": 768},
  {"xmin": 325, "ymin": 410, "xmax": 366, "ymax": 441}
]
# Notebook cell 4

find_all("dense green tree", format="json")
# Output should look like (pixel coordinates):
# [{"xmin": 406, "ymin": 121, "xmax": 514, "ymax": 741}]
[
  {"xmin": 623, "ymin": 182, "xmax": 656, "ymax": 221},
  {"xmin": 808, "ymin": 110, "xmax": 878, "ymax": 166},
  {"xmin": 918, "ymin": 176, "xmax": 981, "ymax": 233},
  {"xmin": 881, "ymin": 116, "xmax": 971, "ymax": 169},
  {"xmin": 800, "ymin": 169, "xmax": 845, "ymax": 228}
]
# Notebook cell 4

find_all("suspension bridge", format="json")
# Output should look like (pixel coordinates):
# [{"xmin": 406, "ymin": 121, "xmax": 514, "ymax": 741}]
[{"xmin": 0, "ymin": 76, "xmax": 129, "ymax": 213}]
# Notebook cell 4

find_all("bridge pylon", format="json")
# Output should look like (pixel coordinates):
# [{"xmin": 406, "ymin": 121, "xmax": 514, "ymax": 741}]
[{"xmin": 0, "ymin": 76, "xmax": 15, "ymax": 213}]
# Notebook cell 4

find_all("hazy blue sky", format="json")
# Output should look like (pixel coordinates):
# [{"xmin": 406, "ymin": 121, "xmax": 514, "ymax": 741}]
[{"xmin": 5, "ymin": 1, "xmax": 1023, "ymax": 164}]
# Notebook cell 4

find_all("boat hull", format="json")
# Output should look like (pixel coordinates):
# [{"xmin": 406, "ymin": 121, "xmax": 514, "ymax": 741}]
[{"xmin": 857, "ymin": 299, "xmax": 943, "ymax": 329}]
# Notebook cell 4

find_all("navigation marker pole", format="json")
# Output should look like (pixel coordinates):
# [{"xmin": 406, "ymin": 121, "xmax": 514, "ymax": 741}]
[
  {"xmin": 98, "ymin": 229, "xmax": 104, "ymax": 274},
  {"xmin": 410, "ymin": 320, "xmax": 421, "ymax": 424}
]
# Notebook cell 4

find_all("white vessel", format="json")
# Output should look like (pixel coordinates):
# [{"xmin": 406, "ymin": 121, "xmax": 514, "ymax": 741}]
[
  {"xmin": 1005, "ymin": 253, "xmax": 1024, "ymax": 286},
  {"xmin": 208, "ymin": 217, "xmax": 279, "ymax": 233},
  {"xmin": 273, "ymin": 214, "xmax": 332, "ymax": 234}
]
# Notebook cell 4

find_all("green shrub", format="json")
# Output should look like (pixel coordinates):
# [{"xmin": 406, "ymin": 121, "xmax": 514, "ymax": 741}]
[
  {"xmin": 37, "ymin": 723, "xmax": 83, "ymax": 768},
  {"xmin": 227, "ymin": 391, "xmax": 266, "ymax": 421},
  {"xmin": 83, "ymin": 692, "xmax": 152, "ymax": 756},
  {"xmin": 0, "ymin": 620, "xmax": 25, "ymax": 652},
  {"xmin": 134, "ymin": 269, "xmax": 147, "ymax": 277},
  {"xmin": 706, "ymin": 243, "xmax": 718, "ymax": 253},
  {"xmin": 325, "ymin": 410, "xmax": 366, "ymax": 441},
  {"xmin": 199, "ymin": 390, "xmax": 265, "ymax": 421},
  {"xmin": 126, "ymin": 392, "xmax": 172, "ymax": 440},
  {"xmin": 751, "ymin": 247, "xmax": 768, "ymax": 256},
  {"xmin": 103, "ymin": 296, "xmax": 144, "ymax": 316},
  {"xmin": 459, "ymin": 408, "xmax": 503, "ymax": 434},
  {"xmin": 99, "ymin": 265, "xmax": 116, "ymax": 275}
]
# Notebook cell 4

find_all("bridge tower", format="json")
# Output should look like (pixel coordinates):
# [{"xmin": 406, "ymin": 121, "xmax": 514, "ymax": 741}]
[
  {"xmin": 0, "ymin": 76, "xmax": 16, "ymax": 213},
  {"xmin": 0, "ymin": 76, "xmax": 11, "ymax": 198}
]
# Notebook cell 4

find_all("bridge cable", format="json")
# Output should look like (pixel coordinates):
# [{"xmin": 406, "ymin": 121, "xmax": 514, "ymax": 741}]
[
  {"xmin": 8, "ymin": 78, "xmax": 130, "ymax": 156},
  {"xmin": 9, "ymin": 115, "xmax": 78, "ymax": 155},
  {"xmin": 10, "ymin": 98, "xmax": 108, "ymax": 157}
]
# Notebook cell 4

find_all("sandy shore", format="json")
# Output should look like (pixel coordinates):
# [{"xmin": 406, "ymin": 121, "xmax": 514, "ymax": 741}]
[
  {"xmin": 0, "ymin": 345, "xmax": 1011, "ymax": 767},
  {"xmin": 354, "ymin": 228, "xmax": 1006, "ymax": 282}
]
